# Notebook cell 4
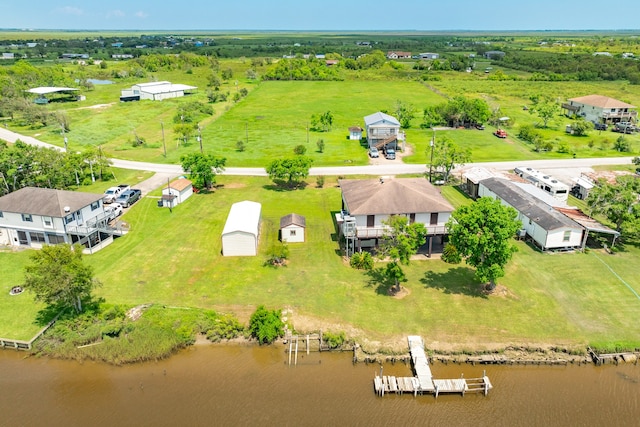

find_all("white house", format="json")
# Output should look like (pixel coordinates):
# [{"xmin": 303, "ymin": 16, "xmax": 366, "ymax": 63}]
[
  {"xmin": 562, "ymin": 95, "xmax": 637, "ymax": 125},
  {"xmin": 222, "ymin": 201, "xmax": 261, "ymax": 256},
  {"xmin": 387, "ymin": 51, "xmax": 411, "ymax": 59},
  {"xmin": 338, "ymin": 178, "xmax": 453, "ymax": 256},
  {"xmin": 120, "ymin": 81, "xmax": 197, "ymax": 102},
  {"xmin": 161, "ymin": 178, "xmax": 193, "ymax": 208},
  {"xmin": 364, "ymin": 112, "xmax": 401, "ymax": 150},
  {"xmin": 0, "ymin": 187, "xmax": 126, "ymax": 253},
  {"xmin": 280, "ymin": 213, "xmax": 306, "ymax": 243},
  {"xmin": 478, "ymin": 178, "xmax": 584, "ymax": 251},
  {"xmin": 419, "ymin": 52, "xmax": 439, "ymax": 59}
]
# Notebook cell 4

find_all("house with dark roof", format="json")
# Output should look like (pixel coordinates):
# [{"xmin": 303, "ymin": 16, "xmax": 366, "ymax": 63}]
[
  {"xmin": 562, "ymin": 95, "xmax": 637, "ymax": 125},
  {"xmin": 0, "ymin": 187, "xmax": 126, "ymax": 252},
  {"xmin": 338, "ymin": 178, "xmax": 453, "ymax": 255},
  {"xmin": 478, "ymin": 178, "xmax": 583, "ymax": 251},
  {"xmin": 280, "ymin": 213, "xmax": 306, "ymax": 243}
]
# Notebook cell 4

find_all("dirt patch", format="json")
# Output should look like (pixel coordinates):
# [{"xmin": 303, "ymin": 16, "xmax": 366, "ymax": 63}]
[
  {"xmin": 219, "ymin": 182, "xmax": 247, "ymax": 189},
  {"xmin": 391, "ymin": 286, "xmax": 410, "ymax": 299},
  {"xmin": 126, "ymin": 304, "xmax": 151, "ymax": 321},
  {"xmin": 482, "ymin": 284, "xmax": 517, "ymax": 299},
  {"xmin": 75, "ymin": 103, "xmax": 115, "ymax": 111}
]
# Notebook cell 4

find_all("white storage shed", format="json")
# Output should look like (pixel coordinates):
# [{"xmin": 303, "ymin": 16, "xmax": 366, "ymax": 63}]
[
  {"xmin": 280, "ymin": 213, "xmax": 306, "ymax": 243},
  {"xmin": 222, "ymin": 201, "xmax": 261, "ymax": 256},
  {"xmin": 161, "ymin": 178, "xmax": 193, "ymax": 208}
]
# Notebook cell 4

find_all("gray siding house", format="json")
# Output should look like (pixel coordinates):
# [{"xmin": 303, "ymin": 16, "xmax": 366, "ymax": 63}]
[{"xmin": 0, "ymin": 187, "xmax": 126, "ymax": 253}]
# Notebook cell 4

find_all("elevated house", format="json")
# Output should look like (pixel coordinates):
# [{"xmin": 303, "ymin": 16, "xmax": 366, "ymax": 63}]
[
  {"xmin": 338, "ymin": 178, "xmax": 454, "ymax": 256},
  {"xmin": 120, "ymin": 81, "xmax": 197, "ymax": 102},
  {"xmin": 478, "ymin": 178, "xmax": 583, "ymax": 251},
  {"xmin": 562, "ymin": 95, "xmax": 637, "ymax": 125},
  {"xmin": 0, "ymin": 187, "xmax": 127, "ymax": 253},
  {"xmin": 364, "ymin": 112, "xmax": 401, "ymax": 151}
]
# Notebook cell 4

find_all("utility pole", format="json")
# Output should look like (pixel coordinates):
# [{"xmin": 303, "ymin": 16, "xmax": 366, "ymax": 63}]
[
  {"xmin": 61, "ymin": 124, "xmax": 68, "ymax": 152},
  {"xmin": 161, "ymin": 121, "xmax": 166, "ymax": 157},
  {"xmin": 197, "ymin": 124, "xmax": 203, "ymax": 154},
  {"xmin": 429, "ymin": 128, "xmax": 435, "ymax": 183}
]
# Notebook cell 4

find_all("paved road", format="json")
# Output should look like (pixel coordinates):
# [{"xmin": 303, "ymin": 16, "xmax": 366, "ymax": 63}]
[{"xmin": 0, "ymin": 126, "xmax": 634, "ymax": 184}]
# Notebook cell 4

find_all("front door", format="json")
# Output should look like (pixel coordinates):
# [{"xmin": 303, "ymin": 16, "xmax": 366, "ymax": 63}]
[
  {"xmin": 17, "ymin": 231, "xmax": 28, "ymax": 245},
  {"xmin": 367, "ymin": 215, "xmax": 375, "ymax": 228},
  {"xmin": 430, "ymin": 213, "xmax": 438, "ymax": 225}
]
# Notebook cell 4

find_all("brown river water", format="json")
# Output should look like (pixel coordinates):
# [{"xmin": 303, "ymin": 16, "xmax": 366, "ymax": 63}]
[{"xmin": 1, "ymin": 344, "xmax": 638, "ymax": 427}]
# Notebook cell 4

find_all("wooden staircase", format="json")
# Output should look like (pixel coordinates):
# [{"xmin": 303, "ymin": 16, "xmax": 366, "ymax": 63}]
[{"xmin": 373, "ymin": 134, "xmax": 397, "ymax": 149}]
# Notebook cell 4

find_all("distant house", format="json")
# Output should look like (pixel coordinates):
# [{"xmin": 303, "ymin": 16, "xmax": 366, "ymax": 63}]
[
  {"xmin": 160, "ymin": 178, "xmax": 193, "ymax": 208},
  {"xmin": 1, "ymin": 53, "xmax": 15, "ymax": 60},
  {"xmin": 120, "ymin": 81, "xmax": 197, "ymax": 102},
  {"xmin": 478, "ymin": 178, "xmax": 583, "ymax": 251},
  {"xmin": 0, "ymin": 187, "xmax": 126, "ymax": 253},
  {"xmin": 348, "ymin": 126, "xmax": 363, "ymax": 140},
  {"xmin": 338, "ymin": 178, "xmax": 453, "ymax": 255},
  {"xmin": 387, "ymin": 51, "xmax": 412, "ymax": 59},
  {"xmin": 364, "ymin": 112, "xmax": 401, "ymax": 150},
  {"xmin": 325, "ymin": 59, "xmax": 339, "ymax": 66},
  {"xmin": 419, "ymin": 52, "xmax": 439, "ymax": 59},
  {"xmin": 111, "ymin": 42, "xmax": 123, "ymax": 48},
  {"xmin": 111, "ymin": 54, "xmax": 134, "ymax": 59},
  {"xmin": 592, "ymin": 52, "xmax": 612, "ymax": 57},
  {"xmin": 280, "ymin": 213, "xmax": 306, "ymax": 243},
  {"xmin": 484, "ymin": 50, "xmax": 505, "ymax": 59},
  {"xmin": 562, "ymin": 94, "xmax": 637, "ymax": 125},
  {"xmin": 222, "ymin": 201, "xmax": 261, "ymax": 256}
]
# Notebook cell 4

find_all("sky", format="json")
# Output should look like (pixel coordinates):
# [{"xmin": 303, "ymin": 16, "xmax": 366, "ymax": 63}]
[{"xmin": 2, "ymin": 1, "xmax": 639, "ymax": 32}]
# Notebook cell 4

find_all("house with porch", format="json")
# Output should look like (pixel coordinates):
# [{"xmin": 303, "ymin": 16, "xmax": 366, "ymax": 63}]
[
  {"xmin": 364, "ymin": 112, "xmax": 402, "ymax": 151},
  {"xmin": 562, "ymin": 95, "xmax": 637, "ymax": 125},
  {"xmin": 338, "ymin": 177, "xmax": 454, "ymax": 256},
  {"xmin": 0, "ymin": 187, "xmax": 127, "ymax": 253}
]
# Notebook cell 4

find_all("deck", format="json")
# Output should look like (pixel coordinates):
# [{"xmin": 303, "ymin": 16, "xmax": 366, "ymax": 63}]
[{"xmin": 373, "ymin": 336, "xmax": 492, "ymax": 398}]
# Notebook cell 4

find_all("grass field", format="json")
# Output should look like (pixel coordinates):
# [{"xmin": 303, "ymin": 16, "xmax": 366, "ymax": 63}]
[{"xmin": 1, "ymin": 175, "xmax": 638, "ymax": 350}]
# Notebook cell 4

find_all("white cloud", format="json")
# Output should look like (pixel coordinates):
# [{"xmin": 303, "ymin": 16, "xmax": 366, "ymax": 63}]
[
  {"xmin": 107, "ymin": 10, "xmax": 126, "ymax": 18},
  {"xmin": 135, "ymin": 11, "xmax": 149, "ymax": 19},
  {"xmin": 59, "ymin": 6, "xmax": 83, "ymax": 16}
]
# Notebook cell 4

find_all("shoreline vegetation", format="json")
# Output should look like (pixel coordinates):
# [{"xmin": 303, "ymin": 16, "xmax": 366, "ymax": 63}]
[{"xmin": 22, "ymin": 302, "xmax": 639, "ymax": 367}]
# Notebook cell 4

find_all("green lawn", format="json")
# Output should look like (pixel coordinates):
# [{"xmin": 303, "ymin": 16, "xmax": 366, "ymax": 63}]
[{"xmin": 1, "ymin": 176, "xmax": 638, "ymax": 349}]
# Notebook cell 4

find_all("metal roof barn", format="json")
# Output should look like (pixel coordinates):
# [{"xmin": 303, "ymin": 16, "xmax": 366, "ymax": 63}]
[{"xmin": 222, "ymin": 201, "xmax": 261, "ymax": 256}]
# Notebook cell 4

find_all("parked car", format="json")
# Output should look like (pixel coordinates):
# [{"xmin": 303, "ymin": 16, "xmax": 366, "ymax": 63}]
[
  {"xmin": 385, "ymin": 148, "xmax": 396, "ymax": 160},
  {"xmin": 368, "ymin": 147, "xmax": 379, "ymax": 158},
  {"xmin": 594, "ymin": 122, "xmax": 607, "ymax": 131},
  {"xmin": 115, "ymin": 189, "xmax": 141, "ymax": 208},
  {"xmin": 104, "ymin": 203, "xmax": 123, "ymax": 221},
  {"xmin": 494, "ymin": 129, "xmax": 507, "ymax": 138},
  {"xmin": 103, "ymin": 184, "xmax": 130, "ymax": 204},
  {"xmin": 475, "ymin": 124, "xmax": 485, "ymax": 130}
]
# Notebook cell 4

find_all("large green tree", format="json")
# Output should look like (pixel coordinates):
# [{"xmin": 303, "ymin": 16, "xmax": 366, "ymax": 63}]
[
  {"xmin": 377, "ymin": 215, "xmax": 427, "ymax": 292},
  {"xmin": 266, "ymin": 156, "xmax": 312, "ymax": 187},
  {"xmin": 447, "ymin": 197, "xmax": 521, "ymax": 291},
  {"xmin": 587, "ymin": 175, "xmax": 640, "ymax": 237},
  {"xmin": 427, "ymin": 135, "xmax": 471, "ymax": 182},
  {"xmin": 23, "ymin": 244, "xmax": 101, "ymax": 314},
  {"xmin": 529, "ymin": 95, "xmax": 560, "ymax": 128},
  {"xmin": 180, "ymin": 152, "xmax": 226, "ymax": 190},
  {"xmin": 249, "ymin": 305, "xmax": 284, "ymax": 344}
]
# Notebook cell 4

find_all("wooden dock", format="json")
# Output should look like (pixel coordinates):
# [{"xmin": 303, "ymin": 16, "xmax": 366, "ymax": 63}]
[{"xmin": 373, "ymin": 336, "xmax": 493, "ymax": 398}]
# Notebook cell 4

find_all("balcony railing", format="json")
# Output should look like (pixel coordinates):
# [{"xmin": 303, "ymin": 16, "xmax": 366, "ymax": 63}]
[
  {"xmin": 354, "ymin": 225, "xmax": 448, "ymax": 239},
  {"xmin": 602, "ymin": 111, "xmax": 638, "ymax": 119}
]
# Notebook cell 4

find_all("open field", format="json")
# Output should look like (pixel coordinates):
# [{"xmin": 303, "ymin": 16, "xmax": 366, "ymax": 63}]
[
  {"xmin": 1, "ymin": 175, "xmax": 638, "ymax": 350},
  {"xmin": 6, "ymin": 57, "xmax": 639, "ymax": 169}
]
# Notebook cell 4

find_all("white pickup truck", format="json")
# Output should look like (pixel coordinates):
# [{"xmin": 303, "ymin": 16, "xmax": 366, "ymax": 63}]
[{"xmin": 103, "ymin": 184, "xmax": 130, "ymax": 204}]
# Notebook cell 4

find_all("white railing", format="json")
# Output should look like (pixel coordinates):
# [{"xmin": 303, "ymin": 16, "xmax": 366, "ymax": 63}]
[{"xmin": 355, "ymin": 225, "xmax": 448, "ymax": 239}]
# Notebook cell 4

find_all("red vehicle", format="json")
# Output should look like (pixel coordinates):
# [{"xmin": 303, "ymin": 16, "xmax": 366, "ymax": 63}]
[{"xmin": 494, "ymin": 129, "xmax": 507, "ymax": 138}]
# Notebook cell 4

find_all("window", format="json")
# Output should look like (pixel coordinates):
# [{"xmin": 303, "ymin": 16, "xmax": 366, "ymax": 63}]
[
  {"xmin": 409, "ymin": 213, "xmax": 416, "ymax": 224},
  {"xmin": 289, "ymin": 230, "xmax": 297, "ymax": 236},
  {"xmin": 563, "ymin": 231, "xmax": 571, "ymax": 242},
  {"xmin": 0, "ymin": 211, "xmax": 3, "ymax": 218},
  {"xmin": 65, "ymin": 214, "xmax": 74, "ymax": 224},
  {"xmin": 90, "ymin": 201, "xmax": 100, "ymax": 211},
  {"xmin": 367, "ymin": 215, "xmax": 375, "ymax": 228},
  {"xmin": 30, "ymin": 232, "xmax": 46, "ymax": 243},
  {"xmin": 43, "ymin": 216, "xmax": 53, "ymax": 228},
  {"xmin": 430, "ymin": 213, "xmax": 438, "ymax": 225},
  {"xmin": 21, "ymin": 214, "xmax": 33, "ymax": 222},
  {"xmin": 47, "ymin": 234, "xmax": 65, "ymax": 244}
]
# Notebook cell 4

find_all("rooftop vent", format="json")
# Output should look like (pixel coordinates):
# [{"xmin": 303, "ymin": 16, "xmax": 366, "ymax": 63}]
[{"xmin": 63, "ymin": 206, "xmax": 70, "ymax": 213}]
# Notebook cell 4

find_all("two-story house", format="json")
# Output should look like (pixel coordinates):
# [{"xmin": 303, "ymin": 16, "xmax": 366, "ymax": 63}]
[
  {"xmin": 0, "ymin": 187, "xmax": 126, "ymax": 253},
  {"xmin": 364, "ymin": 112, "xmax": 402, "ymax": 151},
  {"xmin": 338, "ymin": 178, "xmax": 454, "ymax": 256},
  {"xmin": 562, "ymin": 95, "xmax": 637, "ymax": 125}
]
